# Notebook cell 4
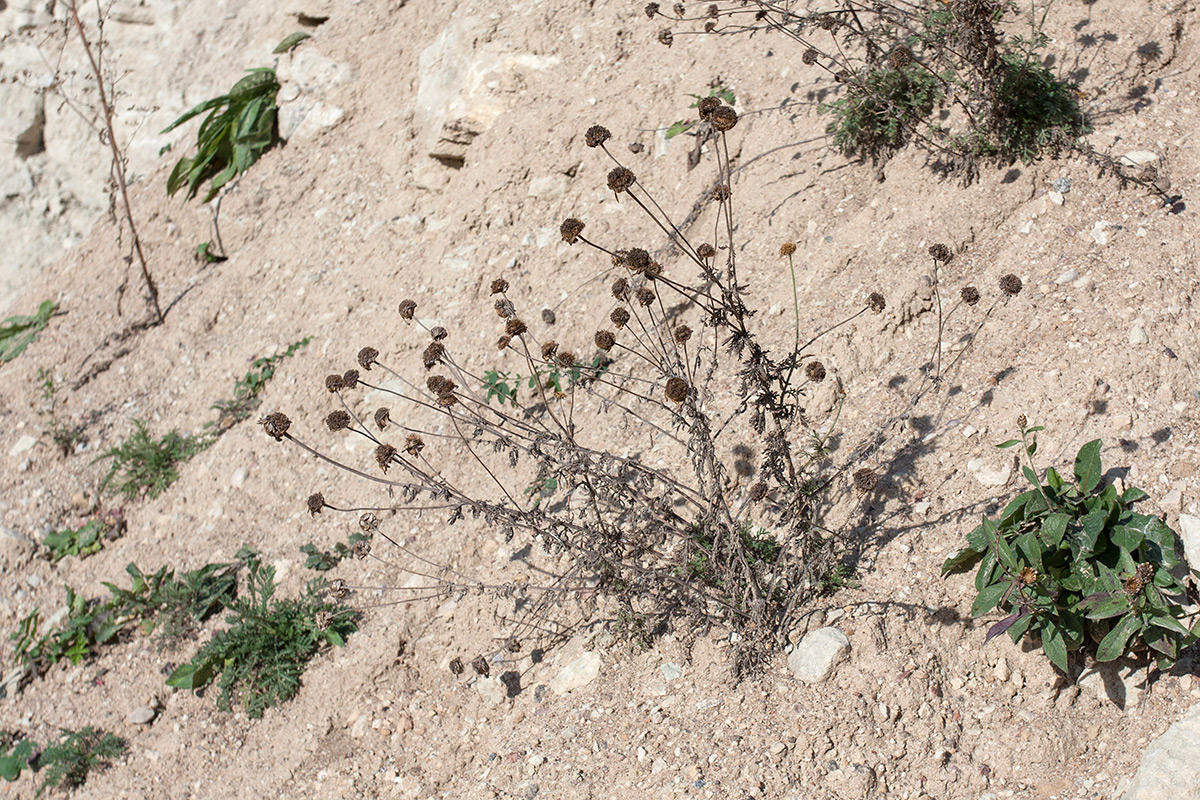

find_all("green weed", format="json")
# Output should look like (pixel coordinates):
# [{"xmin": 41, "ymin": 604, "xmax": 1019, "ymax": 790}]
[
  {"xmin": 35, "ymin": 727, "xmax": 125, "ymax": 796},
  {"xmin": 300, "ymin": 531, "xmax": 368, "ymax": 571},
  {"xmin": 210, "ymin": 337, "xmax": 310, "ymax": 431},
  {"xmin": 94, "ymin": 420, "xmax": 210, "ymax": 501},
  {"xmin": 42, "ymin": 520, "xmax": 105, "ymax": 562},
  {"xmin": 0, "ymin": 301, "xmax": 57, "ymax": 365},
  {"xmin": 0, "ymin": 733, "xmax": 34, "ymax": 783}
]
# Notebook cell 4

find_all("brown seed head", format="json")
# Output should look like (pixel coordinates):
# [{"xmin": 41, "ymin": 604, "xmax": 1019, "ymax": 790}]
[
  {"xmin": 325, "ymin": 410, "xmax": 353, "ymax": 432},
  {"xmin": 853, "ymin": 467, "xmax": 878, "ymax": 494},
  {"xmin": 636, "ymin": 286, "xmax": 656, "ymax": 307},
  {"xmin": 867, "ymin": 292, "xmax": 886, "ymax": 313},
  {"xmin": 611, "ymin": 307, "xmax": 631, "ymax": 329},
  {"xmin": 749, "ymin": 481, "xmax": 768, "ymax": 502},
  {"xmin": 375, "ymin": 443, "xmax": 397, "ymax": 473},
  {"xmin": 961, "ymin": 286, "xmax": 980, "ymax": 306},
  {"xmin": 357, "ymin": 346, "xmax": 379, "ymax": 370},
  {"xmin": 490, "ymin": 278, "xmax": 509, "ymax": 295},
  {"xmin": 342, "ymin": 369, "xmax": 360, "ymax": 389},
  {"xmin": 585, "ymin": 125, "xmax": 611, "ymax": 148},
  {"xmin": 560, "ymin": 217, "xmax": 585, "ymax": 244},
  {"xmin": 436, "ymin": 392, "xmax": 457, "ymax": 407},
  {"xmin": 611, "ymin": 277, "xmax": 630, "ymax": 300},
  {"xmin": 427, "ymin": 376, "xmax": 457, "ymax": 394},
  {"xmin": 658, "ymin": 28, "xmax": 674, "ymax": 46},
  {"xmin": 374, "ymin": 407, "xmax": 391, "ymax": 430},
  {"xmin": 353, "ymin": 538, "xmax": 371, "ymax": 559},
  {"xmin": 430, "ymin": 326, "xmax": 448, "ymax": 342},
  {"xmin": 594, "ymin": 330, "xmax": 616, "ymax": 351},
  {"xmin": 260, "ymin": 412, "xmax": 291, "ymax": 441},
  {"xmin": 706, "ymin": 3, "xmax": 718, "ymax": 18},
  {"xmin": 328, "ymin": 578, "xmax": 350, "ymax": 599},
  {"xmin": 704, "ymin": 20, "xmax": 716, "ymax": 32},
  {"xmin": 697, "ymin": 96, "xmax": 721, "ymax": 121},
  {"xmin": 710, "ymin": 105, "xmax": 738, "ymax": 132},
  {"xmin": 999, "ymin": 274, "xmax": 1023, "ymax": 296},
  {"xmin": 889, "ymin": 46, "xmax": 914, "ymax": 69},
  {"xmin": 834, "ymin": 69, "xmax": 851, "ymax": 83},
  {"xmin": 541, "ymin": 308, "xmax": 556, "ymax": 325},
  {"xmin": 1016, "ymin": 413, "xmax": 1027, "ymax": 429},
  {"xmin": 803, "ymin": 48, "xmax": 819, "ymax": 65},
  {"xmin": 697, "ymin": 243, "xmax": 716, "ymax": 259},
  {"xmin": 672, "ymin": 2, "xmax": 683, "ymax": 16},
  {"xmin": 805, "ymin": 361, "xmax": 827, "ymax": 382},
  {"xmin": 422, "ymin": 341, "xmax": 446, "ymax": 370},
  {"xmin": 780, "ymin": 242, "xmax": 797, "ymax": 257},
  {"xmin": 404, "ymin": 433, "xmax": 425, "ymax": 456},
  {"xmin": 505, "ymin": 318, "xmax": 528, "ymax": 337},
  {"xmin": 541, "ymin": 340, "xmax": 559, "ymax": 360},
  {"xmin": 674, "ymin": 324, "xmax": 692, "ymax": 344},
  {"xmin": 398, "ymin": 299, "xmax": 417, "ymax": 320},
  {"xmin": 645, "ymin": 2, "xmax": 659, "ymax": 18},
  {"xmin": 307, "ymin": 492, "xmax": 326, "ymax": 517},
  {"xmin": 494, "ymin": 298, "xmax": 515, "ymax": 318},
  {"xmin": 665, "ymin": 376, "xmax": 689, "ymax": 404},
  {"xmin": 449, "ymin": 657, "xmax": 464, "ymax": 675},
  {"xmin": 497, "ymin": 335, "xmax": 511, "ymax": 351},
  {"xmin": 711, "ymin": 184, "xmax": 731, "ymax": 201},
  {"xmin": 556, "ymin": 352, "xmax": 577, "ymax": 369},
  {"xmin": 325, "ymin": 373, "xmax": 345, "ymax": 393},
  {"xmin": 819, "ymin": 15, "xmax": 838, "ymax": 30},
  {"xmin": 624, "ymin": 248, "xmax": 651, "ymax": 273},
  {"xmin": 471, "ymin": 655, "xmax": 490, "ymax": 677},
  {"xmin": 928, "ymin": 243, "xmax": 952, "ymax": 263},
  {"xmin": 359, "ymin": 512, "xmax": 378, "ymax": 532},
  {"xmin": 315, "ymin": 611, "xmax": 334, "ymax": 631},
  {"xmin": 607, "ymin": 166, "xmax": 636, "ymax": 194},
  {"xmin": 1018, "ymin": 566, "xmax": 1038, "ymax": 587}
]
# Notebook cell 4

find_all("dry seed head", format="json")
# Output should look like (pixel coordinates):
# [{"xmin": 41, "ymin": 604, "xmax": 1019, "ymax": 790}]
[
  {"xmin": 315, "ymin": 611, "xmax": 334, "ymax": 631},
  {"xmin": 607, "ymin": 166, "xmax": 636, "ymax": 194},
  {"xmin": 624, "ymin": 248, "xmax": 651, "ymax": 273},
  {"xmin": 961, "ymin": 286, "xmax": 980, "ymax": 306},
  {"xmin": 325, "ymin": 373, "xmax": 345, "ymax": 393},
  {"xmin": 427, "ymin": 375, "xmax": 450, "ymax": 393},
  {"xmin": 999, "ymin": 274, "xmax": 1023, "ymax": 295},
  {"xmin": 819, "ymin": 15, "xmax": 838, "ymax": 30},
  {"xmin": 497, "ymin": 335, "xmax": 511, "ymax": 351},
  {"xmin": 490, "ymin": 278, "xmax": 509, "ymax": 295},
  {"xmin": 423, "ymin": 342, "xmax": 446, "ymax": 369},
  {"xmin": 658, "ymin": 29, "xmax": 674, "ymax": 46},
  {"xmin": 611, "ymin": 277, "xmax": 630, "ymax": 300},
  {"xmin": 307, "ymin": 492, "xmax": 326, "ymax": 517},
  {"xmin": 853, "ymin": 467, "xmax": 879, "ymax": 494},
  {"xmin": 259, "ymin": 412, "xmax": 291, "ymax": 441},
  {"xmin": 560, "ymin": 217, "xmax": 585, "ymax": 244},
  {"xmin": 672, "ymin": 2, "xmax": 683, "ymax": 16},
  {"xmin": 644, "ymin": 2, "xmax": 659, "ymax": 18},
  {"xmin": 494, "ymin": 298, "xmax": 515, "ymax": 318},
  {"xmin": 471, "ymin": 655, "xmax": 490, "ymax": 677},
  {"xmin": 359, "ymin": 512, "xmax": 379, "ymax": 532},
  {"xmin": 398, "ymin": 299, "xmax": 417, "ymax": 320},
  {"xmin": 1016, "ymin": 413, "xmax": 1027, "ymax": 429},
  {"xmin": 374, "ymin": 407, "xmax": 391, "ymax": 430},
  {"xmin": 585, "ymin": 125, "xmax": 611, "ymax": 148},
  {"xmin": 889, "ymin": 46, "xmax": 914, "ymax": 69},
  {"xmin": 928, "ymin": 243, "xmax": 952, "ymax": 263},
  {"xmin": 357, "ymin": 347, "xmax": 379, "ymax": 370},
  {"xmin": 1018, "ymin": 566, "xmax": 1038, "ymax": 587},
  {"xmin": 665, "ymin": 376, "xmax": 689, "ymax": 404},
  {"xmin": 449, "ymin": 657, "xmax": 464, "ymax": 675},
  {"xmin": 594, "ymin": 330, "xmax": 617, "ymax": 351},
  {"xmin": 556, "ymin": 351, "xmax": 577, "ymax": 369},
  {"xmin": 867, "ymin": 292, "xmax": 886, "ymax": 313},
  {"xmin": 706, "ymin": 3, "xmax": 718, "ymax": 18},
  {"xmin": 674, "ymin": 324, "xmax": 692, "ymax": 345},
  {"xmin": 541, "ymin": 340, "xmax": 560, "ymax": 360},
  {"xmin": 697, "ymin": 243, "xmax": 716, "ymax": 259},
  {"xmin": 342, "ymin": 369, "xmax": 360, "ymax": 389},
  {"xmin": 697, "ymin": 95, "xmax": 721, "ymax": 121},
  {"xmin": 780, "ymin": 242, "xmax": 797, "ymax": 257},
  {"xmin": 375, "ymin": 443, "xmax": 397, "ymax": 473},
  {"xmin": 611, "ymin": 307, "xmax": 631, "ymax": 329},
  {"xmin": 325, "ymin": 410, "xmax": 353, "ymax": 432},
  {"xmin": 749, "ymin": 481, "xmax": 768, "ymax": 502},
  {"xmin": 436, "ymin": 392, "xmax": 457, "ymax": 408},
  {"xmin": 404, "ymin": 433, "xmax": 425, "ymax": 456},
  {"xmin": 802, "ymin": 48, "xmax": 819, "ymax": 65},
  {"xmin": 328, "ymin": 578, "xmax": 350, "ymax": 599},
  {"xmin": 834, "ymin": 69, "xmax": 851, "ymax": 83},
  {"xmin": 704, "ymin": 19, "xmax": 716, "ymax": 32},
  {"xmin": 353, "ymin": 538, "xmax": 371, "ymax": 559},
  {"xmin": 636, "ymin": 286, "xmax": 656, "ymax": 307},
  {"xmin": 805, "ymin": 361, "xmax": 827, "ymax": 382},
  {"xmin": 711, "ymin": 184, "xmax": 731, "ymax": 201},
  {"xmin": 541, "ymin": 308, "xmax": 556, "ymax": 325},
  {"xmin": 430, "ymin": 326, "xmax": 448, "ymax": 342},
  {"xmin": 1125, "ymin": 562, "xmax": 1155, "ymax": 595},
  {"xmin": 710, "ymin": 105, "xmax": 738, "ymax": 132},
  {"xmin": 505, "ymin": 318, "xmax": 528, "ymax": 337}
]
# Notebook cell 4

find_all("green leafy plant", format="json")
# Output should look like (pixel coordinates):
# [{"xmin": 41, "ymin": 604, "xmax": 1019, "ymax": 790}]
[
  {"xmin": 0, "ymin": 301, "xmax": 57, "ymax": 365},
  {"xmin": 0, "ymin": 733, "xmax": 34, "ymax": 783},
  {"xmin": 943, "ymin": 420, "xmax": 1198, "ymax": 673},
  {"xmin": 167, "ymin": 557, "xmax": 355, "ymax": 718},
  {"xmin": 35, "ymin": 727, "xmax": 125, "ymax": 796},
  {"xmin": 195, "ymin": 241, "xmax": 227, "ymax": 264},
  {"xmin": 481, "ymin": 354, "xmax": 611, "ymax": 408},
  {"xmin": 665, "ymin": 85, "xmax": 736, "ymax": 140},
  {"xmin": 211, "ymin": 337, "xmax": 310, "ymax": 431},
  {"xmin": 94, "ymin": 420, "xmax": 211, "ymax": 500},
  {"xmin": 300, "ymin": 532, "xmax": 368, "ymax": 571},
  {"xmin": 821, "ymin": 64, "xmax": 945, "ymax": 165},
  {"xmin": 680, "ymin": 523, "xmax": 781, "ymax": 591},
  {"xmin": 42, "ymin": 520, "xmax": 105, "ymax": 562}
]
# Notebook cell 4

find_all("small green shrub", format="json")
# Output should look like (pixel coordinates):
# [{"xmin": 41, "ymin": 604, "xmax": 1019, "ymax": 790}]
[
  {"xmin": 167, "ymin": 557, "xmax": 355, "ymax": 718},
  {"xmin": 822, "ymin": 64, "xmax": 945, "ymax": 165},
  {"xmin": 681, "ymin": 523, "xmax": 780, "ymax": 590},
  {"xmin": 210, "ymin": 337, "xmax": 310, "ymax": 432},
  {"xmin": 0, "ymin": 301, "xmax": 57, "ymax": 365},
  {"xmin": 0, "ymin": 733, "xmax": 34, "ymax": 782},
  {"xmin": 35, "ymin": 727, "xmax": 125, "ymax": 796},
  {"xmin": 943, "ymin": 420, "xmax": 1198, "ymax": 673},
  {"xmin": 42, "ymin": 520, "xmax": 105, "ymax": 561},
  {"xmin": 300, "ymin": 531, "xmax": 367, "ymax": 571},
  {"xmin": 94, "ymin": 420, "xmax": 210, "ymax": 500}
]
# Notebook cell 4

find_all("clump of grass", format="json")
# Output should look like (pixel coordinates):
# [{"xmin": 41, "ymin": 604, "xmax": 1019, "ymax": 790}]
[
  {"xmin": 167, "ymin": 557, "xmax": 355, "ymax": 718},
  {"xmin": 94, "ymin": 420, "xmax": 210, "ymax": 501},
  {"xmin": 35, "ymin": 727, "xmax": 125, "ymax": 796}
]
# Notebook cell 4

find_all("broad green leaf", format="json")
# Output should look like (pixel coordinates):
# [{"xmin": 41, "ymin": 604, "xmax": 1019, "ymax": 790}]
[
  {"xmin": 1015, "ymin": 531, "xmax": 1043, "ymax": 572},
  {"xmin": 1039, "ymin": 512, "xmax": 1069, "ymax": 547},
  {"xmin": 971, "ymin": 580, "xmax": 1012, "ymax": 617},
  {"xmin": 942, "ymin": 546, "xmax": 984, "ymax": 576},
  {"xmin": 1121, "ymin": 486, "xmax": 1149, "ymax": 504},
  {"xmin": 1110, "ymin": 523, "xmax": 1144, "ymax": 552},
  {"xmin": 965, "ymin": 521, "xmax": 988, "ymax": 552},
  {"xmin": 996, "ymin": 439, "xmax": 1021, "ymax": 449},
  {"xmin": 1079, "ymin": 507, "xmax": 1106, "ymax": 554},
  {"xmin": 1046, "ymin": 467, "xmax": 1065, "ymax": 492},
  {"xmin": 1096, "ymin": 613, "xmax": 1141, "ymax": 661},
  {"xmin": 1007, "ymin": 610, "xmax": 1034, "ymax": 643},
  {"xmin": 1022, "ymin": 465, "xmax": 1039, "ymax": 487},
  {"xmin": 167, "ymin": 658, "xmax": 217, "ymax": 690},
  {"xmin": 995, "ymin": 534, "xmax": 1019, "ymax": 572},
  {"xmin": 274, "ymin": 32, "xmax": 311, "ymax": 54},
  {"xmin": 665, "ymin": 120, "xmax": 691, "ymax": 139},
  {"xmin": 1074, "ymin": 439, "xmax": 1103, "ymax": 494},
  {"xmin": 1080, "ymin": 592, "xmax": 1131, "ymax": 620},
  {"xmin": 975, "ymin": 549, "xmax": 998, "ymax": 592},
  {"xmin": 1041, "ymin": 621, "xmax": 1069, "ymax": 672},
  {"xmin": 1147, "ymin": 613, "xmax": 1190, "ymax": 636}
]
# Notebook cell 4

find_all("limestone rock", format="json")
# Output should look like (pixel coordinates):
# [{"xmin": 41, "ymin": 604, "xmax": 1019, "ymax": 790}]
[
  {"xmin": 549, "ymin": 651, "xmax": 601, "ymax": 695},
  {"xmin": 1122, "ymin": 703, "xmax": 1200, "ymax": 800},
  {"xmin": 788, "ymin": 627, "xmax": 850, "ymax": 683}
]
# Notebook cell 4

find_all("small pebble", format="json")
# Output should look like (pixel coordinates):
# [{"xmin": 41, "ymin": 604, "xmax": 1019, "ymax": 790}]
[{"xmin": 129, "ymin": 706, "xmax": 157, "ymax": 725}]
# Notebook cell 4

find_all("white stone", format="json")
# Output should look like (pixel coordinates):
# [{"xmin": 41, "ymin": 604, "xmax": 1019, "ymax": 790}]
[
  {"xmin": 1047, "ymin": 190, "xmax": 1064, "ymax": 205},
  {"xmin": 1091, "ymin": 221, "xmax": 1111, "ymax": 245},
  {"xmin": 231, "ymin": 467, "xmax": 248, "ymax": 488},
  {"xmin": 1123, "ymin": 703, "xmax": 1200, "ymax": 800},
  {"xmin": 787, "ymin": 627, "xmax": 850, "ymax": 683},
  {"xmin": 1129, "ymin": 325, "xmax": 1149, "ymax": 346},
  {"xmin": 9, "ymin": 435, "xmax": 37, "ymax": 457},
  {"xmin": 993, "ymin": 658, "xmax": 1011, "ymax": 682},
  {"xmin": 967, "ymin": 457, "xmax": 1012, "ymax": 487},
  {"xmin": 475, "ymin": 676, "xmax": 506, "ymax": 704},
  {"xmin": 1056, "ymin": 268, "xmax": 1078, "ymax": 285},
  {"xmin": 1179, "ymin": 515, "xmax": 1200, "ymax": 571},
  {"xmin": 527, "ymin": 174, "xmax": 569, "ymax": 199},
  {"xmin": 1120, "ymin": 150, "xmax": 1159, "ymax": 167},
  {"xmin": 129, "ymin": 706, "xmax": 157, "ymax": 725},
  {"xmin": 549, "ymin": 651, "xmax": 601, "ymax": 695}
]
